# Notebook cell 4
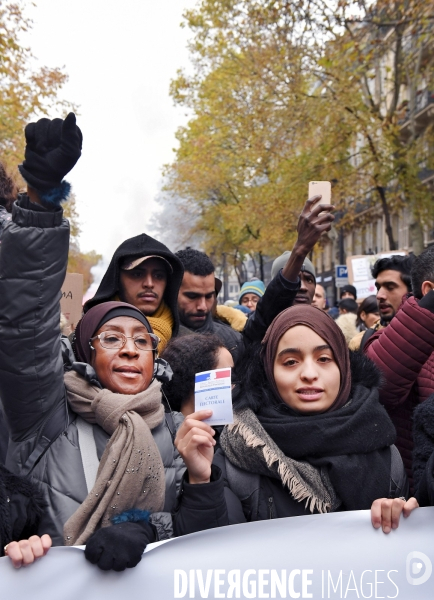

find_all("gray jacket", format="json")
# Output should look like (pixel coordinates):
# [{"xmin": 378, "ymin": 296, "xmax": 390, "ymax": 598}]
[{"xmin": 0, "ymin": 196, "xmax": 185, "ymax": 545}]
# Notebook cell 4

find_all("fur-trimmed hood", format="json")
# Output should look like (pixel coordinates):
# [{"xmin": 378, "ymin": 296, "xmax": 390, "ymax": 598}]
[
  {"xmin": 335, "ymin": 313, "xmax": 358, "ymax": 345},
  {"xmin": 349, "ymin": 349, "xmax": 383, "ymax": 394}
]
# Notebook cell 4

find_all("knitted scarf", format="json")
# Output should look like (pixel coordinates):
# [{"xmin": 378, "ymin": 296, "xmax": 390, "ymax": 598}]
[
  {"xmin": 220, "ymin": 408, "xmax": 340, "ymax": 514},
  {"xmin": 221, "ymin": 382, "xmax": 395, "ymax": 513},
  {"xmin": 147, "ymin": 301, "xmax": 174, "ymax": 353},
  {"xmin": 63, "ymin": 371, "xmax": 165, "ymax": 545}
]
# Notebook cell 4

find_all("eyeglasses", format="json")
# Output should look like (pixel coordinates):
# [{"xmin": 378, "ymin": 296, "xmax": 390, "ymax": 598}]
[{"xmin": 89, "ymin": 331, "xmax": 160, "ymax": 352}]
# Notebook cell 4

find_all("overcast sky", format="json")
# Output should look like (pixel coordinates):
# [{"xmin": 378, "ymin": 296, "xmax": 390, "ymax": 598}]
[{"xmin": 27, "ymin": 0, "xmax": 197, "ymax": 290}]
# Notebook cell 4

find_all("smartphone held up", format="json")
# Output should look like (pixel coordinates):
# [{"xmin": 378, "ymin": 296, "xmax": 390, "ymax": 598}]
[{"xmin": 308, "ymin": 181, "xmax": 331, "ymax": 206}]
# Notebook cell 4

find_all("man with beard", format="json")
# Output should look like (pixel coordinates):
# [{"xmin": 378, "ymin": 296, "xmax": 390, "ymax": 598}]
[
  {"xmin": 175, "ymin": 195, "xmax": 334, "ymax": 359},
  {"xmin": 350, "ymin": 255, "xmax": 413, "ymax": 352}
]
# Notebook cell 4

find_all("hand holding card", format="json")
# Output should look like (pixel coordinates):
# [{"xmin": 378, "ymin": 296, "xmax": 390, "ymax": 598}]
[
  {"xmin": 174, "ymin": 410, "xmax": 215, "ymax": 484},
  {"xmin": 194, "ymin": 368, "xmax": 234, "ymax": 426}
]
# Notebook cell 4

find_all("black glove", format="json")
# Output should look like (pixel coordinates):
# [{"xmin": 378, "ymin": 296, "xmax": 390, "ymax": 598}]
[
  {"xmin": 84, "ymin": 520, "xmax": 157, "ymax": 572},
  {"xmin": 18, "ymin": 112, "xmax": 82, "ymax": 191}
]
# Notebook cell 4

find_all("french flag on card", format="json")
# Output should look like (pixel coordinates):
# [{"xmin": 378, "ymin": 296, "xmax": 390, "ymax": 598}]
[
  {"xmin": 215, "ymin": 369, "xmax": 231, "ymax": 379},
  {"xmin": 195, "ymin": 369, "xmax": 231, "ymax": 383},
  {"xmin": 194, "ymin": 367, "xmax": 233, "ymax": 426}
]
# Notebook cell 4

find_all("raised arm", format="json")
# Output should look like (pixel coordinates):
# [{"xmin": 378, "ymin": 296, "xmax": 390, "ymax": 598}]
[
  {"xmin": 243, "ymin": 195, "xmax": 334, "ymax": 344},
  {"xmin": 0, "ymin": 114, "xmax": 82, "ymax": 442}
]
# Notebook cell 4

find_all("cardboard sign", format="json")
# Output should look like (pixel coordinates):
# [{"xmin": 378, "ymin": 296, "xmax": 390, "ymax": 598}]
[
  {"xmin": 195, "ymin": 368, "xmax": 233, "ymax": 426},
  {"xmin": 60, "ymin": 273, "xmax": 84, "ymax": 329}
]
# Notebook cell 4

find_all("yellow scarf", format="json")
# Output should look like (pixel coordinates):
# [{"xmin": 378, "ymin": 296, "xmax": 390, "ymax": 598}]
[
  {"xmin": 112, "ymin": 296, "xmax": 174, "ymax": 353},
  {"xmin": 147, "ymin": 301, "xmax": 174, "ymax": 353}
]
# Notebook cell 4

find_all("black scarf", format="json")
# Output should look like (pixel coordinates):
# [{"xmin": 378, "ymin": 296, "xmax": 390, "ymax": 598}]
[{"xmin": 255, "ymin": 382, "xmax": 396, "ymax": 510}]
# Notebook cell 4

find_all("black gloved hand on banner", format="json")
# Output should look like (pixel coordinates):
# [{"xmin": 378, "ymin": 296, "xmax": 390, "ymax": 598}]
[
  {"xmin": 84, "ymin": 520, "xmax": 157, "ymax": 571},
  {"xmin": 18, "ymin": 112, "xmax": 82, "ymax": 192}
]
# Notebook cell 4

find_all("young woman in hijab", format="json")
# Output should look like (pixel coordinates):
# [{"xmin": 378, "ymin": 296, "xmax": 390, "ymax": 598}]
[
  {"xmin": 0, "ymin": 114, "xmax": 184, "ymax": 571},
  {"xmin": 173, "ymin": 305, "xmax": 418, "ymax": 535}
]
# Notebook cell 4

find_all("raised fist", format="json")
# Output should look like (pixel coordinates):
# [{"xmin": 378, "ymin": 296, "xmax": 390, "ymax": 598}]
[{"xmin": 19, "ymin": 112, "xmax": 82, "ymax": 191}]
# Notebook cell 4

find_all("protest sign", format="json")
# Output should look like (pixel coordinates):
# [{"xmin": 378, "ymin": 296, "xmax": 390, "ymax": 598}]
[
  {"xmin": 60, "ymin": 273, "xmax": 84, "ymax": 329},
  {"xmin": 195, "ymin": 368, "xmax": 233, "ymax": 426},
  {"xmin": 1, "ymin": 507, "xmax": 433, "ymax": 599}
]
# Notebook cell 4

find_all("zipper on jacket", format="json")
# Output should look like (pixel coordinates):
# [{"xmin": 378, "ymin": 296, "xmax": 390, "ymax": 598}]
[{"xmin": 268, "ymin": 496, "xmax": 275, "ymax": 519}]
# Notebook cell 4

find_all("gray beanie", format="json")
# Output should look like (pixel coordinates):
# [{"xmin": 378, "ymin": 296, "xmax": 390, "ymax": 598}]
[{"xmin": 271, "ymin": 251, "xmax": 316, "ymax": 280}]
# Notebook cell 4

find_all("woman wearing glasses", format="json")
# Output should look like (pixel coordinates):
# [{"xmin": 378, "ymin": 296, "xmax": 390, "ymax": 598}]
[{"xmin": 0, "ymin": 114, "xmax": 184, "ymax": 571}]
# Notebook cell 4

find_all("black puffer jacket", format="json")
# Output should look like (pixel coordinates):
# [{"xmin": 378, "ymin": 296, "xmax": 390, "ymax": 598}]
[
  {"xmin": 173, "ymin": 353, "xmax": 408, "ymax": 536},
  {"xmin": 0, "ymin": 196, "xmax": 185, "ymax": 546},
  {"xmin": 0, "ymin": 464, "xmax": 46, "ymax": 555},
  {"xmin": 413, "ymin": 395, "xmax": 434, "ymax": 506},
  {"xmin": 84, "ymin": 233, "xmax": 184, "ymax": 336}
]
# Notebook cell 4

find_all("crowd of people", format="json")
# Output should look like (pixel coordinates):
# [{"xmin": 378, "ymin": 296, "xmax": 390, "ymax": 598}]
[{"xmin": 0, "ymin": 113, "xmax": 432, "ymax": 573}]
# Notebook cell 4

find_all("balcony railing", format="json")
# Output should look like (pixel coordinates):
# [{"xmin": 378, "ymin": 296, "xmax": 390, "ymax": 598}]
[{"xmin": 398, "ymin": 90, "xmax": 434, "ymax": 129}]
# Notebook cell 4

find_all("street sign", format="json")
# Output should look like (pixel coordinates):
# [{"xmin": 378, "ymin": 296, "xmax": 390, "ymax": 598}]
[{"xmin": 335, "ymin": 264, "xmax": 349, "ymax": 288}]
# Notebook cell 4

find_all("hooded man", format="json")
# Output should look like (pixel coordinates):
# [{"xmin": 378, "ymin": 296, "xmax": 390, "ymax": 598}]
[{"xmin": 84, "ymin": 234, "xmax": 185, "ymax": 353}]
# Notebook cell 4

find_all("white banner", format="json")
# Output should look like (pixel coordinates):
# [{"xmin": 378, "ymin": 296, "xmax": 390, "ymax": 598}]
[{"xmin": 1, "ymin": 508, "xmax": 434, "ymax": 599}]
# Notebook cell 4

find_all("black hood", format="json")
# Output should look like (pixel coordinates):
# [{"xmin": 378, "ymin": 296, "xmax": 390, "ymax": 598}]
[{"xmin": 84, "ymin": 233, "xmax": 184, "ymax": 336}]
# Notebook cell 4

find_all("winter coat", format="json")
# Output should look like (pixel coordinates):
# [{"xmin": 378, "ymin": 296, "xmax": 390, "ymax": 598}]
[
  {"xmin": 0, "ymin": 464, "xmax": 46, "ymax": 556},
  {"xmin": 0, "ymin": 404, "xmax": 8, "ymax": 464},
  {"xmin": 0, "ymin": 196, "xmax": 185, "ymax": 546},
  {"xmin": 84, "ymin": 233, "xmax": 184, "ymax": 337},
  {"xmin": 364, "ymin": 293, "xmax": 434, "ymax": 486},
  {"xmin": 412, "ymin": 394, "xmax": 434, "ymax": 506},
  {"xmin": 173, "ymin": 354, "xmax": 407, "ymax": 536}
]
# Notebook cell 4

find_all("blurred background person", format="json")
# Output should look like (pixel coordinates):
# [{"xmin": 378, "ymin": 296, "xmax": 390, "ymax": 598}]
[
  {"xmin": 312, "ymin": 284, "xmax": 327, "ymax": 310},
  {"xmin": 335, "ymin": 298, "xmax": 358, "ymax": 345},
  {"xmin": 238, "ymin": 280, "xmax": 265, "ymax": 313},
  {"xmin": 356, "ymin": 295, "xmax": 380, "ymax": 332}
]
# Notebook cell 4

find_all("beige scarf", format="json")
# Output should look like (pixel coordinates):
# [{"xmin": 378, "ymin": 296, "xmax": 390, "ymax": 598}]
[{"xmin": 63, "ymin": 371, "xmax": 165, "ymax": 546}]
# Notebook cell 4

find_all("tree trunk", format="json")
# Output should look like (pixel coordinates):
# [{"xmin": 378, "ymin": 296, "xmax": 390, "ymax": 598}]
[
  {"xmin": 259, "ymin": 251, "xmax": 265, "ymax": 282},
  {"xmin": 409, "ymin": 219, "xmax": 425, "ymax": 255},
  {"xmin": 376, "ymin": 185, "xmax": 397, "ymax": 250},
  {"xmin": 222, "ymin": 253, "xmax": 229, "ymax": 302}
]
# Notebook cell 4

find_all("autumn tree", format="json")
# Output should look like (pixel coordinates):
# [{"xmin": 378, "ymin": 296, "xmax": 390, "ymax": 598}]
[
  {"xmin": 0, "ymin": 0, "xmax": 71, "ymax": 173},
  {"xmin": 63, "ymin": 194, "xmax": 102, "ymax": 294},
  {"xmin": 164, "ymin": 0, "xmax": 434, "ymax": 259},
  {"xmin": 0, "ymin": 1, "xmax": 101, "ymax": 294}
]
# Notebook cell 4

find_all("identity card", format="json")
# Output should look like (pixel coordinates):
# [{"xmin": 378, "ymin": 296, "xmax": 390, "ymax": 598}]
[{"xmin": 194, "ymin": 368, "xmax": 233, "ymax": 426}]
